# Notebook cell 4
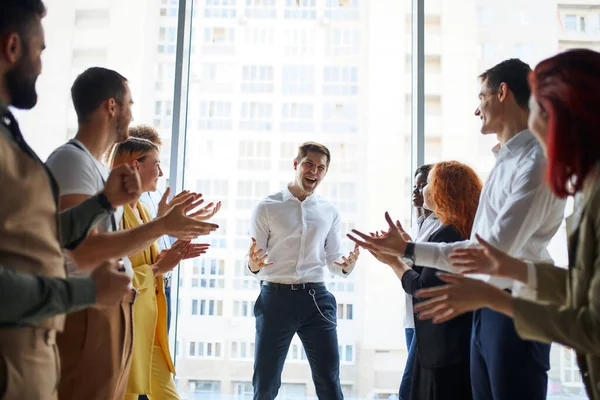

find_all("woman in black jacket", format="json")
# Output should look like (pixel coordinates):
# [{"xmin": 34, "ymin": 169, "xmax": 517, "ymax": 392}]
[{"xmin": 371, "ymin": 161, "xmax": 482, "ymax": 400}]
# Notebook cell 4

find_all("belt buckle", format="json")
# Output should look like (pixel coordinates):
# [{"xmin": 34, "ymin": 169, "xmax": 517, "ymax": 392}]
[
  {"xmin": 291, "ymin": 283, "xmax": 305, "ymax": 291},
  {"xmin": 164, "ymin": 276, "xmax": 171, "ymax": 288}
]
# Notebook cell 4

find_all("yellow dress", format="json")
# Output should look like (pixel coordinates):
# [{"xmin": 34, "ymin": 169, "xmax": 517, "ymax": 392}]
[{"xmin": 123, "ymin": 202, "xmax": 178, "ymax": 400}]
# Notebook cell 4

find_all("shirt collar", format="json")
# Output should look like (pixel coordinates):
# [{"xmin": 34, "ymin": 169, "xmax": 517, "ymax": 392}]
[
  {"xmin": 282, "ymin": 184, "xmax": 317, "ymax": 203},
  {"xmin": 491, "ymin": 129, "xmax": 535, "ymax": 159}
]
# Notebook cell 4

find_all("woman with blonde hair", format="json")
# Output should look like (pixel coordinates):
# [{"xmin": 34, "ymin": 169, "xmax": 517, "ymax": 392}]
[
  {"xmin": 111, "ymin": 136, "xmax": 210, "ymax": 400},
  {"xmin": 371, "ymin": 161, "xmax": 482, "ymax": 400}
]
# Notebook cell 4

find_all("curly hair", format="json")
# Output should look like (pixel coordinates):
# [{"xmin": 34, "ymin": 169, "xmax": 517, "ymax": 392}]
[{"xmin": 429, "ymin": 161, "xmax": 483, "ymax": 240}]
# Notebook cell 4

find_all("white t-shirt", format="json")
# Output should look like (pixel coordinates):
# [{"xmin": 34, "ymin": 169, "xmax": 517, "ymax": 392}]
[{"xmin": 46, "ymin": 139, "xmax": 132, "ymax": 277}]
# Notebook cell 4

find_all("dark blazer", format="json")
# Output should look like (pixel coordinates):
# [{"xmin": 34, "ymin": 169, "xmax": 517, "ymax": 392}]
[{"xmin": 401, "ymin": 224, "xmax": 473, "ymax": 369}]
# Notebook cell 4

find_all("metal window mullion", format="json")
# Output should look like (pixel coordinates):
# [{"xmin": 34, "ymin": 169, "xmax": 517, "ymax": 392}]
[{"xmin": 169, "ymin": 0, "xmax": 194, "ymax": 366}]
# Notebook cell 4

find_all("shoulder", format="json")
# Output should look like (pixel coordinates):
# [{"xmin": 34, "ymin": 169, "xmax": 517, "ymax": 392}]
[
  {"xmin": 46, "ymin": 143, "xmax": 93, "ymax": 171},
  {"xmin": 252, "ymin": 191, "xmax": 284, "ymax": 215},
  {"xmin": 428, "ymin": 225, "xmax": 463, "ymax": 243}
]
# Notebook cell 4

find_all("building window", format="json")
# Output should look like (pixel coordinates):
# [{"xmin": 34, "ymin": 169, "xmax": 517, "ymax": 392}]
[
  {"xmin": 278, "ymin": 383, "xmax": 306, "ymax": 398},
  {"xmin": 287, "ymin": 342, "xmax": 308, "ymax": 362},
  {"xmin": 237, "ymin": 180, "xmax": 270, "ymax": 209},
  {"xmin": 191, "ymin": 299, "xmax": 224, "ymax": 316},
  {"xmin": 560, "ymin": 346, "xmax": 584, "ymax": 387},
  {"xmin": 323, "ymin": 67, "xmax": 358, "ymax": 95},
  {"xmin": 282, "ymin": 65, "xmax": 315, "ymax": 95},
  {"xmin": 231, "ymin": 342, "xmax": 255, "ymax": 360},
  {"xmin": 203, "ymin": 27, "xmax": 235, "ymax": 44},
  {"xmin": 284, "ymin": 0, "xmax": 316, "ymax": 20},
  {"xmin": 324, "ymin": 0, "xmax": 360, "ymax": 21},
  {"xmin": 281, "ymin": 103, "xmax": 314, "ymax": 133},
  {"xmin": 325, "ymin": 29, "xmax": 360, "ymax": 56},
  {"xmin": 322, "ymin": 142, "xmax": 358, "ymax": 174},
  {"xmin": 563, "ymin": 14, "xmax": 584, "ymax": 33},
  {"xmin": 480, "ymin": 43, "xmax": 495, "ymax": 60},
  {"xmin": 284, "ymin": 29, "xmax": 315, "ymax": 56},
  {"xmin": 198, "ymin": 63, "xmax": 235, "ymax": 84},
  {"xmin": 191, "ymin": 258, "xmax": 226, "ymax": 288},
  {"xmin": 233, "ymin": 300, "xmax": 256, "ymax": 317},
  {"xmin": 245, "ymin": 0, "xmax": 277, "ymax": 19},
  {"xmin": 233, "ymin": 382, "xmax": 254, "ymax": 399},
  {"xmin": 197, "ymin": 101, "xmax": 233, "ymax": 130},
  {"xmin": 337, "ymin": 303, "xmax": 354, "ymax": 320},
  {"xmin": 196, "ymin": 179, "xmax": 229, "ymax": 209},
  {"xmin": 238, "ymin": 141, "xmax": 272, "ymax": 171},
  {"xmin": 322, "ymin": 103, "xmax": 358, "ymax": 134},
  {"xmin": 476, "ymin": 7, "xmax": 492, "ymax": 25},
  {"xmin": 233, "ymin": 261, "xmax": 261, "ymax": 290},
  {"xmin": 189, "ymin": 341, "xmax": 223, "ymax": 358},
  {"xmin": 235, "ymin": 220, "xmax": 251, "ymax": 249},
  {"xmin": 204, "ymin": 0, "xmax": 237, "ymax": 18},
  {"xmin": 514, "ymin": 44, "xmax": 532, "ymax": 60},
  {"xmin": 240, "ymin": 102, "xmax": 273, "ymax": 131},
  {"xmin": 206, "ymin": 217, "xmax": 227, "ymax": 248},
  {"xmin": 326, "ymin": 273, "xmax": 355, "ymax": 292},
  {"xmin": 241, "ymin": 65, "xmax": 274, "ymax": 93},
  {"xmin": 189, "ymin": 380, "xmax": 221, "ymax": 396},
  {"xmin": 338, "ymin": 344, "xmax": 354, "ymax": 363},
  {"xmin": 244, "ymin": 27, "xmax": 275, "ymax": 46}
]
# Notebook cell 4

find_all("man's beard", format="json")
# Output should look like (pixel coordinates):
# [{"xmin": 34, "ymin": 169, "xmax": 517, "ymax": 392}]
[
  {"xmin": 114, "ymin": 114, "xmax": 130, "ymax": 143},
  {"xmin": 5, "ymin": 46, "xmax": 38, "ymax": 109}
]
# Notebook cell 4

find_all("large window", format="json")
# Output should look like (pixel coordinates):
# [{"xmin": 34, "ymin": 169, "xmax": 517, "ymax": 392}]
[{"xmin": 18, "ymin": 1, "xmax": 596, "ymax": 399}]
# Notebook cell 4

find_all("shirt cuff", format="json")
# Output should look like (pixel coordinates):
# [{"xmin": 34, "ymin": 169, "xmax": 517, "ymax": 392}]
[
  {"xmin": 511, "ymin": 261, "xmax": 538, "ymax": 300},
  {"xmin": 67, "ymin": 277, "xmax": 97, "ymax": 311},
  {"xmin": 413, "ymin": 242, "xmax": 438, "ymax": 268}
]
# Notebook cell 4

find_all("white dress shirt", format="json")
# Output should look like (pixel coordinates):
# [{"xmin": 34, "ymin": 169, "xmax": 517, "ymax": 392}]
[
  {"xmin": 404, "ymin": 214, "xmax": 443, "ymax": 329},
  {"xmin": 414, "ymin": 130, "xmax": 566, "ymax": 294},
  {"xmin": 248, "ymin": 185, "xmax": 349, "ymax": 284}
]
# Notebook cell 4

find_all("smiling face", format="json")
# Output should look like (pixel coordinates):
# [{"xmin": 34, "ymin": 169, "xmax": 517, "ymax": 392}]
[
  {"xmin": 412, "ymin": 171, "xmax": 428, "ymax": 208},
  {"xmin": 293, "ymin": 151, "xmax": 328, "ymax": 195},
  {"xmin": 134, "ymin": 149, "xmax": 163, "ymax": 192},
  {"xmin": 474, "ymin": 78, "xmax": 504, "ymax": 135}
]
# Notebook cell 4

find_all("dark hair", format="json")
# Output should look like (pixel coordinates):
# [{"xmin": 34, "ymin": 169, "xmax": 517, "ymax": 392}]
[
  {"xmin": 479, "ymin": 59, "xmax": 532, "ymax": 109},
  {"xmin": 129, "ymin": 125, "xmax": 163, "ymax": 146},
  {"xmin": 529, "ymin": 49, "xmax": 600, "ymax": 198},
  {"xmin": 296, "ymin": 141, "xmax": 331, "ymax": 166},
  {"xmin": 71, "ymin": 67, "xmax": 128, "ymax": 122},
  {"xmin": 415, "ymin": 164, "xmax": 433, "ymax": 178},
  {"xmin": 0, "ymin": 0, "xmax": 46, "ymax": 39}
]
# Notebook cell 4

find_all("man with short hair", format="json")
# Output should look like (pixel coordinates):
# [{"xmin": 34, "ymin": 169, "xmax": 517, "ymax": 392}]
[
  {"xmin": 46, "ymin": 67, "xmax": 219, "ymax": 400},
  {"xmin": 248, "ymin": 141, "xmax": 360, "ymax": 400},
  {"xmin": 349, "ymin": 59, "xmax": 566, "ymax": 400},
  {"xmin": 0, "ymin": 1, "xmax": 139, "ymax": 398}
]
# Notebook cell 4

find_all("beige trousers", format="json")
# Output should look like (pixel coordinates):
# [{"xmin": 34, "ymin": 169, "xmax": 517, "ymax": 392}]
[{"xmin": 0, "ymin": 326, "xmax": 61, "ymax": 400}]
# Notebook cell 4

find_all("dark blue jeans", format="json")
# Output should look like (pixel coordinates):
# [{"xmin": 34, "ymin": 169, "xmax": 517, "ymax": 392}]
[
  {"xmin": 399, "ymin": 328, "xmax": 416, "ymax": 400},
  {"xmin": 253, "ymin": 284, "xmax": 343, "ymax": 400},
  {"xmin": 471, "ymin": 308, "xmax": 550, "ymax": 400}
]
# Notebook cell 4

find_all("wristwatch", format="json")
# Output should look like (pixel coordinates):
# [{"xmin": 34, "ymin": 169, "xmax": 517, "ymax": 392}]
[{"xmin": 401, "ymin": 242, "xmax": 416, "ymax": 266}]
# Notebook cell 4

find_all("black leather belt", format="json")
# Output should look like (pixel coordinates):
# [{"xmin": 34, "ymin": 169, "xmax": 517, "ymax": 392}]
[{"xmin": 261, "ymin": 281, "xmax": 325, "ymax": 290}]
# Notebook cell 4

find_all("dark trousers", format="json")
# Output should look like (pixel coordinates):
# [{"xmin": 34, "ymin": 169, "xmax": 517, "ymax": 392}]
[
  {"xmin": 253, "ymin": 284, "xmax": 343, "ymax": 400},
  {"xmin": 399, "ymin": 328, "xmax": 416, "ymax": 400},
  {"xmin": 471, "ymin": 308, "xmax": 550, "ymax": 400}
]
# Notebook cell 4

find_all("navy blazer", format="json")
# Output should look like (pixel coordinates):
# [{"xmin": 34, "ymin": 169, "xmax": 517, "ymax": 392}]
[{"xmin": 401, "ymin": 224, "xmax": 473, "ymax": 369}]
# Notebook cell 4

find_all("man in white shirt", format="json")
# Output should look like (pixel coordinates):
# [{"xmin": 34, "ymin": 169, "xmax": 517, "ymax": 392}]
[
  {"xmin": 46, "ymin": 67, "xmax": 218, "ymax": 400},
  {"xmin": 247, "ymin": 142, "xmax": 360, "ymax": 400},
  {"xmin": 349, "ymin": 59, "xmax": 566, "ymax": 400},
  {"xmin": 399, "ymin": 164, "xmax": 442, "ymax": 400}
]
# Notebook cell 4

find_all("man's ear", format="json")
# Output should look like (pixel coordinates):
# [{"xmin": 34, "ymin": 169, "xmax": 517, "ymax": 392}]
[
  {"xmin": 497, "ymin": 82, "xmax": 508, "ymax": 102},
  {"xmin": 2, "ymin": 33, "xmax": 23, "ymax": 65},
  {"xmin": 293, "ymin": 158, "xmax": 299, "ymax": 170}
]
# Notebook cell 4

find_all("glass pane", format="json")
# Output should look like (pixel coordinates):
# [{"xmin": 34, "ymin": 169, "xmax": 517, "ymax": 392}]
[
  {"xmin": 179, "ymin": 0, "xmax": 412, "ymax": 399},
  {"xmin": 430, "ymin": 1, "xmax": 595, "ymax": 398}
]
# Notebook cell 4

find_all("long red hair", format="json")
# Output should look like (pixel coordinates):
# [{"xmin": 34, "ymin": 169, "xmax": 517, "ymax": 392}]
[
  {"xmin": 529, "ymin": 49, "xmax": 600, "ymax": 197},
  {"xmin": 429, "ymin": 161, "xmax": 482, "ymax": 240}
]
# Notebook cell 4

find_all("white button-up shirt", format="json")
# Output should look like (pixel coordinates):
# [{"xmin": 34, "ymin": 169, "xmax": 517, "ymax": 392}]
[
  {"xmin": 248, "ymin": 186, "xmax": 349, "ymax": 284},
  {"xmin": 414, "ymin": 130, "xmax": 566, "ymax": 293},
  {"xmin": 405, "ymin": 214, "xmax": 443, "ymax": 329}
]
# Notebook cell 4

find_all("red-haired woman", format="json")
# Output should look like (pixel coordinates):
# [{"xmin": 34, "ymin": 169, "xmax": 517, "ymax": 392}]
[
  {"xmin": 372, "ymin": 161, "xmax": 482, "ymax": 400},
  {"xmin": 414, "ymin": 49, "xmax": 600, "ymax": 399}
]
